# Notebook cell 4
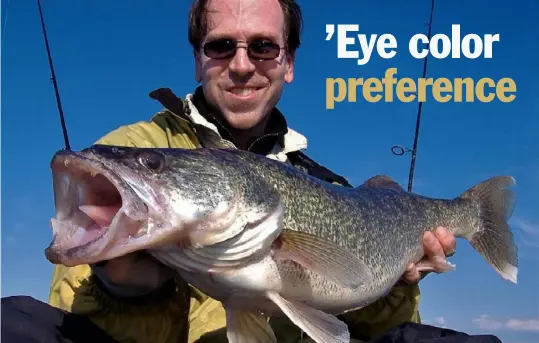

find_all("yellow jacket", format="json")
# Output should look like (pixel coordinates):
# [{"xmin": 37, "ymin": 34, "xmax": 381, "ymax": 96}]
[{"xmin": 48, "ymin": 88, "xmax": 422, "ymax": 343}]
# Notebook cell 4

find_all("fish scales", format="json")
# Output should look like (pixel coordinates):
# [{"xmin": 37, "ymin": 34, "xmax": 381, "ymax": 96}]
[
  {"xmin": 45, "ymin": 145, "xmax": 519, "ymax": 343},
  {"xmin": 218, "ymin": 149, "xmax": 471, "ymax": 288}
]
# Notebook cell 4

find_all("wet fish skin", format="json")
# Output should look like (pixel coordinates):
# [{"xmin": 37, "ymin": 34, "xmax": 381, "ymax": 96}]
[{"xmin": 45, "ymin": 145, "xmax": 519, "ymax": 343}]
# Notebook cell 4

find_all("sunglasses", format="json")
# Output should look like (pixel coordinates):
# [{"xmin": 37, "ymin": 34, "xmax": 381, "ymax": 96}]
[{"xmin": 202, "ymin": 39, "xmax": 284, "ymax": 61}]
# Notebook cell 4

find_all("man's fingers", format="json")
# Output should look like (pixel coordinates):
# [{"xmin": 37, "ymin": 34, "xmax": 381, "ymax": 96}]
[
  {"xmin": 423, "ymin": 231, "xmax": 445, "ymax": 261},
  {"xmin": 433, "ymin": 226, "xmax": 456, "ymax": 257},
  {"xmin": 401, "ymin": 262, "xmax": 420, "ymax": 284},
  {"xmin": 402, "ymin": 228, "xmax": 457, "ymax": 284}
]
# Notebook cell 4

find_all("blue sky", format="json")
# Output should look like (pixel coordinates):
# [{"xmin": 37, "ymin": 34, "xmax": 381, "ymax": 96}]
[{"xmin": 2, "ymin": 0, "xmax": 538, "ymax": 342}]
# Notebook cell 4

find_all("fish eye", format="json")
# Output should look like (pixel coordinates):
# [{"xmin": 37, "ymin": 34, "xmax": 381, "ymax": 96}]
[{"xmin": 138, "ymin": 151, "xmax": 165, "ymax": 172}]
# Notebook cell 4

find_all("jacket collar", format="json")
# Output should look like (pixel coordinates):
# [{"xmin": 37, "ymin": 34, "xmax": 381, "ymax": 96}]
[{"xmin": 184, "ymin": 87, "xmax": 307, "ymax": 162}]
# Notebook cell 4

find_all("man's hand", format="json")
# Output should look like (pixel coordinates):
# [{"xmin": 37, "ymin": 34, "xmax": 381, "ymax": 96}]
[
  {"xmin": 401, "ymin": 227, "xmax": 457, "ymax": 284},
  {"xmin": 93, "ymin": 252, "xmax": 176, "ymax": 293}
]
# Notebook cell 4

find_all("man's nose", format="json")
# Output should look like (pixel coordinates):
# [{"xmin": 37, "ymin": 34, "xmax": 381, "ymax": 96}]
[{"xmin": 229, "ymin": 46, "xmax": 256, "ymax": 76}]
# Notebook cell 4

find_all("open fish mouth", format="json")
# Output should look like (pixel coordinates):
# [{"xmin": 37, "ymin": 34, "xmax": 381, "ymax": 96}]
[{"xmin": 45, "ymin": 150, "xmax": 149, "ymax": 266}]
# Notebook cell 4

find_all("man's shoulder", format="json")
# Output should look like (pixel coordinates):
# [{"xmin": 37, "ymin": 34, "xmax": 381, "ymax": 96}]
[
  {"xmin": 97, "ymin": 88, "xmax": 202, "ymax": 149},
  {"xmin": 96, "ymin": 112, "xmax": 197, "ymax": 149}
]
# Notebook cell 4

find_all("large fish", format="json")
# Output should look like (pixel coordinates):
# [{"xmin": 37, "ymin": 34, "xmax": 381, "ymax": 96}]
[{"xmin": 45, "ymin": 144, "xmax": 518, "ymax": 343}]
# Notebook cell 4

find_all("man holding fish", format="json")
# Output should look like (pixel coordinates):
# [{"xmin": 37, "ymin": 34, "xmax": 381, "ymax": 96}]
[{"xmin": 5, "ymin": 1, "xmax": 512, "ymax": 343}]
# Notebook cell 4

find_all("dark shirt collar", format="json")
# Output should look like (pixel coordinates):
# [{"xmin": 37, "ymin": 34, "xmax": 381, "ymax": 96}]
[{"xmin": 191, "ymin": 86, "xmax": 288, "ymax": 155}]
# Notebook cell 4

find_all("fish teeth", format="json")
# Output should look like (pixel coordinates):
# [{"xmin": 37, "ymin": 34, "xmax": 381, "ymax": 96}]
[{"xmin": 68, "ymin": 226, "xmax": 88, "ymax": 246}]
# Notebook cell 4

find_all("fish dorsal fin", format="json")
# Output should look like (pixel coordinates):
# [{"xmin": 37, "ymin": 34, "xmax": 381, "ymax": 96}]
[{"xmin": 360, "ymin": 175, "xmax": 405, "ymax": 192}]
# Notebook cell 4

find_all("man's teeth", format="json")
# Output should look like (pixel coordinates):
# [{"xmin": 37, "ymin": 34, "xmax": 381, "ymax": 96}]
[{"xmin": 229, "ymin": 88, "xmax": 258, "ymax": 96}]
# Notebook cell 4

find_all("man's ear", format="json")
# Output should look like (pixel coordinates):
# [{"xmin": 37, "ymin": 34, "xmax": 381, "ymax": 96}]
[
  {"xmin": 284, "ymin": 51, "xmax": 295, "ymax": 83},
  {"xmin": 194, "ymin": 50, "xmax": 202, "ymax": 83}
]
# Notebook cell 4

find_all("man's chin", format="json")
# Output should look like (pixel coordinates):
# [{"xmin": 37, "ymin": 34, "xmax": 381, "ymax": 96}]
[{"xmin": 221, "ymin": 110, "xmax": 269, "ymax": 130}]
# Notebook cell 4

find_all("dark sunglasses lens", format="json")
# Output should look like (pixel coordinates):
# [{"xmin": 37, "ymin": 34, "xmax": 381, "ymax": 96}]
[
  {"xmin": 204, "ymin": 39, "xmax": 236, "ymax": 59},
  {"xmin": 248, "ymin": 40, "xmax": 280, "ymax": 59}
]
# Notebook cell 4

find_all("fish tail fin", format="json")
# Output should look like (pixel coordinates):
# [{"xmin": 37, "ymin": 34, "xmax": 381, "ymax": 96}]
[{"xmin": 458, "ymin": 176, "xmax": 518, "ymax": 283}]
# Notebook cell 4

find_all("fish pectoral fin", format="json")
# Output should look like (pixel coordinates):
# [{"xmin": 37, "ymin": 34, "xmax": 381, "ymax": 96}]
[
  {"xmin": 225, "ymin": 307, "xmax": 277, "ymax": 343},
  {"xmin": 274, "ymin": 230, "xmax": 373, "ymax": 289},
  {"xmin": 266, "ymin": 291, "xmax": 350, "ymax": 343},
  {"xmin": 359, "ymin": 175, "xmax": 405, "ymax": 192}
]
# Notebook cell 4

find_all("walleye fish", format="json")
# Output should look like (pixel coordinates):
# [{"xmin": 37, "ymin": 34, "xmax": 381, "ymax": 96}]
[{"xmin": 45, "ymin": 144, "xmax": 518, "ymax": 343}]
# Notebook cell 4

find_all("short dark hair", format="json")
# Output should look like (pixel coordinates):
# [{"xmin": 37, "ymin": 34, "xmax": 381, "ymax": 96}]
[{"xmin": 188, "ymin": 0, "xmax": 303, "ymax": 54}]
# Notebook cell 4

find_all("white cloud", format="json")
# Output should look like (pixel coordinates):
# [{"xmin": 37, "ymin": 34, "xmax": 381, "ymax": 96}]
[
  {"xmin": 511, "ymin": 217, "xmax": 539, "ymax": 249},
  {"xmin": 434, "ymin": 317, "xmax": 446, "ymax": 325},
  {"xmin": 506, "ymin": 319, "xmax": 539, "ymax": 332},
  {"xmin": 433, "ymin": 317, "xmax": 447, "ymax": 328},
  {"xmin": 473, "ymin": 315, "xmax": 506, "ymax": 331},
  {"xmin": 473, "ymin": 315, "xmax": 539, "ymax": 332},
  {"xmin": 423, "ymin": 316, "xmax": 448, "ymax": 328}
]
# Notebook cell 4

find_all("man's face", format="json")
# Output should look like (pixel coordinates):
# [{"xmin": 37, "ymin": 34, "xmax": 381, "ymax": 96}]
[{"xmin": 194, "ymin": 0, "xmax": 295, "ymax": 130}]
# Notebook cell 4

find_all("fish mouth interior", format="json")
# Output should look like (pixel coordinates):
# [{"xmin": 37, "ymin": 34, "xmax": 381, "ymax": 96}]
[{"xmin": 49, "ymin": 154, "xmax": 138, "ymax": 260}]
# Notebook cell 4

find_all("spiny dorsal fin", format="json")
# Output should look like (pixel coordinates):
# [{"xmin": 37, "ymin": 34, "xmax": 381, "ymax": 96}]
[{"xmin": 360, "ymin": 175, "xmax": 405, "ymax": 192}]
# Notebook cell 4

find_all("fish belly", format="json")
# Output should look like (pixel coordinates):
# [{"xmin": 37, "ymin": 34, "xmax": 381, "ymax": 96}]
[{"xmin": 205, "ymin": 254, "xmax": 402, "ymax": 316}]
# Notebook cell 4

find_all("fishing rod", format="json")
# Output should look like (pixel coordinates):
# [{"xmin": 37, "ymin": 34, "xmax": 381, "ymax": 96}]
[
  {"xmin": 391, "ymin": 0, "xmax": 436, "ymax": 192},
  {"xmin": 37, "ymin": 0, "xmax": 71, "ymax": 150}
]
